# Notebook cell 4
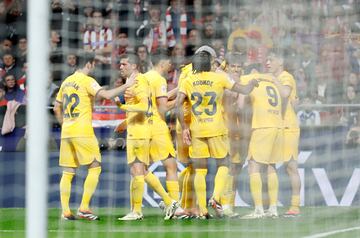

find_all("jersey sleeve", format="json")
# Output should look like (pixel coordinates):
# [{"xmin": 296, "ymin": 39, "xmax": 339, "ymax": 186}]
[
  {"xmin": 280, "ymin": 74, "xmax": 294, "ymax": 89},
  {"xmin": 55, "ymin": 86, "xmax": 63, "ymax": 103},
  {"xmin": 121, "ymin": 76, "xmax": 149, "ymax": 112},
  {"xmin": 154, "ymin": 76, "xmax": 168, "ymax": 98},
  {"xmin": 85, "ymin": 77, "xmax": 102, "ymax": 97},
  {"xmin": 178, "ymin": 77, "xmax": 189, "ymax": 96}
]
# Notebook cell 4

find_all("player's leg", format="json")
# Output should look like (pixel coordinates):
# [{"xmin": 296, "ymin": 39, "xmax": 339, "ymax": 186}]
[
  {"xmin": 59, "ymin": 138, "xmax": 77, "ymax": 220},
  {"xmin": 59, "ymin": 168, "xmax": 76, "ymax": 220},
  {"xmin": 150, "ymin": 133, "xmax": 179, "ymax": 201},
  {"xmin": 240, "ymin": 158, "xmax": 265, "ymax": 219},
  {"xmin": 118, "ymin": 139, "xmax": 149, "ymax": 220},
  {"xmin": 208, "ymin": 135, "xmax": 231, "ymax": 217},
  {"xmin": 162, "ymin": 157, "xmax": 179, "ymax": 201},
  {"xmin": 77, "ymin": 160, "xmax": 101, "ymax": 220},
  {"xmin": 189, "ymin": 137, "xmax": 210, "ymax": 217},
  {"xmin": 72, "ymin": 137, "xmax": 102, "ymax": 220},
  {"xmin": 192, "ymin": 158, "xmax": 208, "ymax": 217},
  {"xmin": 285, "ymin": 158, "xmax": 301, "ymax": 215},
  {"xmin": 118, "ymin": 161, "xmax": 146, "ymax": 221},
  {"xmin": 283, "ymin": 129, "xmax": 301, "ymax": 216},
  {"xmin": 177, "ymin": 132, "xmax": 196, "ymax": 214},
  {"xmin": 265, "ymin": 163, "xmax": 279, "ymax": 218},
  {"xmin": 242, "ymin": 128, "xmax": 278, "ymax": 219},
  {"xmin": 222, "ymin": 162, "xmax": 243, "ymax": 217}
]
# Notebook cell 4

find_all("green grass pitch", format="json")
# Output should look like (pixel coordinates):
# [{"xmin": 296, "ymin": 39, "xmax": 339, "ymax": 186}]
[{"xmin": 0, "ymin": 207, "xmax": 359, "ymax": 238}]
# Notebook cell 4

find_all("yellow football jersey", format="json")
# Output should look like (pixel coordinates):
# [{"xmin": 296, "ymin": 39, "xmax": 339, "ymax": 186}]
[
  {"xmin": 144, "ymin": 70, "xmax": 169, "ymax": 135},
  {"xmin": 240, "ymin": 73, "xmax": 283, "ymax": 129},
  {"xmin": 278, "ymin": 71, "xmax": 299, "ymax": 129},
  {"xmin": 56, "ymin": 71, "xmax": 102, "ymax": 138},
  {"xmin": 179, "ymin": 71, "xmax": 234, "ymax": 137},
  {"xmin": 176, "ymin": 63, "xmax": 192, "ymax": 133},
  {"xmin": 123, "ymin": 73, "xmax": 151, "ymax": 139}
]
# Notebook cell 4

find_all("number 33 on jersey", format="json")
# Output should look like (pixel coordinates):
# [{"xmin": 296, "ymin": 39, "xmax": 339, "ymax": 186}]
[
  {"xmin": 56, "ymin": 72, "xmax": 102, "ymax": 138},
  {"xmin": 239, "ymin": 73, "xmax": 283, "ymax": 129},
  {"xmin": 179, "ymin": 71, "xmax": 235, "ymax": 138}
]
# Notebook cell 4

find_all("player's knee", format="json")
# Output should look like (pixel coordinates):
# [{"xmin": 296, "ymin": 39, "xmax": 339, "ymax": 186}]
[
  {"xmin": 88, "ymin": 159, "xmax": 101, "ymax": 169},
  {"xmin": 286, "ymin": 161, "xmax": 298, "ymax": 175},
  {"xmin": 216, "ymin": 158, "xmax": 229, "ymax": 168},
  {"xmin": 230, "ymin": 163, "xmax": 243, "ymax": 175},
  {"xmin": 130, "ymin": 162, "xmax": 146, "ymax": 176}
]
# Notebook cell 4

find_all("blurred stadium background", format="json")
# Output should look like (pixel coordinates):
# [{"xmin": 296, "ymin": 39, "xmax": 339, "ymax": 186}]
[{"xmin": 0, "ymin": 0, "xmax": 359, "ymax": 237}]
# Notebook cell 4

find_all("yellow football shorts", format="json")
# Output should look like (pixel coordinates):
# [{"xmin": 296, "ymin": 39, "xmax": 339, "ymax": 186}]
[
  {"xmin": 283, "ymin": 128, "xmax": 300, "ymax": 162},
  {"xmin": 127, "ymin": 139, "xmax": 150, "ymax": 165},
  {"xmin": 248, "ymin": 128, "xmax": 283, "ymax": 164},
  {"xmin": 150, "ymin": 132, "xmax": 176, "ymax": 162},
  {"xmin": 189, "ymin": 135, "xmax": 229, "ymax": 159},
  {"xmin": 59, "ymin": 137, "xmax": 101, "ymax": 168},
  {"xmin": 176, "ymin": 132, "xmax": 190, "ymax": 164}
]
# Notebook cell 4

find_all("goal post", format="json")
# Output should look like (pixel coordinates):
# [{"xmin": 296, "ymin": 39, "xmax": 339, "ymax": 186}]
[{"xmin": 26, "ymin": 0, "xmax": 50, "ymax": 237}]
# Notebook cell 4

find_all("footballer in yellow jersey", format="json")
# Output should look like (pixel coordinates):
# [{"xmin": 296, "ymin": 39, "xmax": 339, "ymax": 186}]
[
  {"xmin": 176, "ymin": 63, "xmax": 192, "ymax": 164},
  {"xmin": 54, "ymin": 52, "xmax": 136, "ymax": 220},
  {"xmin": 144, "ymin": 52, "xmax": 184, "ymax": 208},
  {"xmin": 239, "ymin": 71, "xmax": 283, "ymax": 219},
  {"xmin": 177, "ymin": 51, "xmax": 258, "ymax": 217},
  {"xmin": 220, "ymin": 52, "xmax": 252, "ymax": 217},
  {"xmin": 116, "ymin": 54, "xmax": 180, "ymax": 221},
  {"xmin": 266, "ymin": 50, "xmax": 301, "ymax": 216}
]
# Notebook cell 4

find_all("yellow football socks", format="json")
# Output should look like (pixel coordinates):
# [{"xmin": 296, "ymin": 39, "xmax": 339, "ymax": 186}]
[
  {"xmin": 132, "ymin": 175, "xmax": 145, "ymax": 213},
  {"xmin": 194, "ymin": 169, "xmax": 208, "ymax": 214},
  {"xmin": 180, "ymin": 166, "xmax": 194, "ymax": 209},
  {"xmin": 220, "ymin": 174, "xmax": 234, "ymax": 207},
  {"xmin": 80, "ymin": 166, "xmax": 101, "ymax": 211},
  {"xmin": 250, "ymin": 173, "xmax": 262, "ymax": 207},
  {"xmin": 60, "ymin": 171, "xmax": 75, "ymax": 214},
  {"xmin": 145, "ymin": 172, "xmax": 172, "ymax": 206},
  {"xmin": 212, "ymin": 166, "xmax": 229, "ymax": 201},
  {"xmin": 290, "ymin": 195, "xmax": 300, "ymax": 212},
  {"xmin": 166, "ymin": 180, "xmax": 180, "ymax": 201},
  {"xmin": 268, "ymin": 172, "xmax": 279, "ymax": 207}
]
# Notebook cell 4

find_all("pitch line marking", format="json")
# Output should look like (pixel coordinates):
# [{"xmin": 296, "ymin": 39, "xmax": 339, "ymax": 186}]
[{"xmin": 304, "ymin": 226, "xmax": 360, "ymax": 238}]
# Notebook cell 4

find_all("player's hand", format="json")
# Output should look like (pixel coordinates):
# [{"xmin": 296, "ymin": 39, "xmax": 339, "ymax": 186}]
[
  {"xmin": 126, "ymin": 72, "xmax": 138, "ymax": 87},
  {"xmin": 182, "ymin": 128, "xmax": 192, "ymax": 146},
  {"xmin": 250, "ymin": 79, "xmax": 260, "ymax": 87},
  {"xmin": 124, "ymin": 88, "xmax": 135, "ymax": 99}
]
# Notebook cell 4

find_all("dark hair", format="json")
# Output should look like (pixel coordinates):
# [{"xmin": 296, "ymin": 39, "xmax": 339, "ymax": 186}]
[
  {"xmin": 151, "ymin": 49, "xmax": 170, "ymax": 66},
  {"xmin": 192, "ymin": 51, "xmax": 211, "ymax": 73},
  {"xmin": 120, "ymin": 53, "xmax": 140, "ymax": 67},
  {"xmin": 225, "ymin": 52, "xmax": 246, "ymax": 66},
  {"xmin": 135, "ymin": 44, "xmax": 149, "ymax": 53},
  {"xmin": 77, "ymin": 52, "xmax": 96, "ymax": 67}
]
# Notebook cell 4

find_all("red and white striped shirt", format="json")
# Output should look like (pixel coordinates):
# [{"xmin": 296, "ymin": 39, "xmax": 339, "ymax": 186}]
[{"xmin": 83, "ymin": 28, "xmax": 113, "ymax": 50}]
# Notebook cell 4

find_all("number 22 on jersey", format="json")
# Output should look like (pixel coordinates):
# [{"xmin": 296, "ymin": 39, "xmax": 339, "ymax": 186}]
[{"xmin": 62, "ymin": 93, "xmax": 80, "ymax": 118}]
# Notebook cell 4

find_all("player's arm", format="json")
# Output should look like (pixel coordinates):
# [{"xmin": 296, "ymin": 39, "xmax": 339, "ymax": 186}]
[
  {"xmin": 271, "ymin": 75, "xmax": 291, "ymax": 98},
  {"xmin": 97, "ymin": 73, "xmax": 137, "ymax": 100},
  {"xmin": 114, "ymin": 96, "xmax": 148, "ymax": 112},
  {"xmin": 156, "ymin": 96, "xmax": 168, "ymax": 119},
  {"xmin": 231, "ymin": 79, "xmax": 259, "ymax": 95},
  {"xmin": 176, "ymin": 92, "xmax": 191, "ymax": 145},
  {"xmin": 53, "ymin": 100, "xmax": 63, "ymax": 125},
  {"xmin": 166, "ymin": 99, "xmax": 176, "ymax": 111},
  {"xmin": 167, "ymin": 86, "xmax": 178, "ymax": 100}
]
